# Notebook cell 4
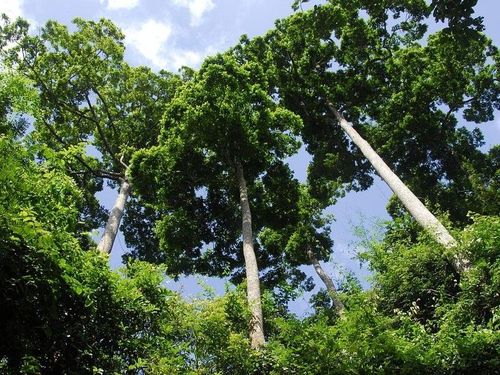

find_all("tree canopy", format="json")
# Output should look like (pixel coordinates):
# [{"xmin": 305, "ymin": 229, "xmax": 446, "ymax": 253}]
[{"xmin": 0, "ymin": 0, "xmax": 499, "ymax": 372}]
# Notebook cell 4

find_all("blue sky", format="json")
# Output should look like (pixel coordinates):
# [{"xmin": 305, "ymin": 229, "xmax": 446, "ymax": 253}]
[
  {"xmin": 2, "ymin": 0, "xmax": 499, "ymax": 315},
  {"xmin": 3, "ymin": 0, "xmax": 298, "ymax": 71}
]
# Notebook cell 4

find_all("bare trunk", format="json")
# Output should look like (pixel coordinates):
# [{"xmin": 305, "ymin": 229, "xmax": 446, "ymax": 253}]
[
  {"xmin": 327, "ymin": 102, "xmax": 469, "ymax": 273},
  {"xmin": 235, "ymin": 161, "xmax": 265, "ymax": 349},
  {"xmin": 306, "ymin": 246, "xmax": 345, "ymax": 315},
  {"xmin": 97, "ymin": 178, "xmax": 131, "ymax": 255}
]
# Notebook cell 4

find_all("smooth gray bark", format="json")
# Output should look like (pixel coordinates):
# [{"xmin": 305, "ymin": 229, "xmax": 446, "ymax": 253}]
[
  {"xmin": 97, "ymin": 178, "xmax": 131, "ymax": 255},
  {"xmin": 327, "ymin": 102, "xmax": 469, "ymax": 273},
  {"xmin": 306, "ymin": 246, "xmax": 345, "ymax": 315},
  {"xmin": 235, "ymin": 161, "xmax": 265, "ymax": 349}
]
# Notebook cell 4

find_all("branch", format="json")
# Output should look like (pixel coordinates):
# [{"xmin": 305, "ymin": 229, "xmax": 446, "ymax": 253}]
[
  {"xmin": 325, "ymin": 100, "xmax": 345, "ymax": 123},
  {"xmin": 443, "ymin": 97, "xmax": 477, "ymax": 124},
  {"xmin": 119, "ymin": 154, "xmax": 129, "ymax": 169},
  {"xmin": 42, "ymin": 119, "xmax": 122, "ymax": 181},
  {"xmin": 84, "ymin": 94, "xmax": 122, "ymax": 168},
  {"xmin": 21, "ymin": 61, "xmax": 126, "ymax": 182},
  {"xmin": 27, "ymin": 61, "xmax": 124, "ymax": 171},
  {"xmin": 93, "ymin": 85, "xmax": 119, "ymax": 138}
]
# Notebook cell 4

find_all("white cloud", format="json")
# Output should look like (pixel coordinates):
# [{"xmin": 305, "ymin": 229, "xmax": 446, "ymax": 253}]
[
  {"xmin": 0, "ymin": 0, "xmax": 23, "ymax": 19},
  {"xmin": 0, "ymin": 0, "xmax": 38, "ymax": 53},
  {"xmin": 123, "ymin": 18, "xmax": 216, "ymax": 71},
  {"xmin": 166, "ymin": 44, "xmax": 217, "ymax": 71},
  {"xmin": 100, "ymin": 0, "xmax": 140, "ymax": 10},
  {"xmin": 124, "ymin": 19, "xmax": 172, "ymax": 67},
  {"xmin": 171, "ymin": 0, "xmax": 215, "ymax": 26},
  {"xmin": 169, "ymin": 49, "xmax": 203, "ymax": 70}
]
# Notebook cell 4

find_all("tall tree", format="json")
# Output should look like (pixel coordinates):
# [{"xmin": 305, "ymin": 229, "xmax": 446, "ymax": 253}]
[
  {"xmin": 0, "ymin": 17, "xmax": 179, "ymax": 254},
  {"xmin": 131, "ymin": 52, "xmax": 303, "ymax": 348},
  {"xmin": 327, "ymin": 104, "xmax": 468, "ymax": 272},
  {"xmin": 253, "ymin": 0, "xmax": 498, "ymax": 273}
]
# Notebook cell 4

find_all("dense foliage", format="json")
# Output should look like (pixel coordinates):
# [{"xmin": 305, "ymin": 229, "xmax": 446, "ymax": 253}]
[{"xmin": 0, "ymin": 0, "xmax": 499, "ymax": 373}]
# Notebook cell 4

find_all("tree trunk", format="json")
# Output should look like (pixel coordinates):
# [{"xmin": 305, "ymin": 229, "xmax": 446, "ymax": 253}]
[
  {"xmin": 306, "ymin": 246, "xmax": 345, "ymax": 315},
  {"xmin": 235, "ymin": 161, "xmax": 265, "ymax": 349},
  {"xmin": 97, "ymin": 178, "xmax": 131, "ymax": 255},
  {"xmin": 326, "ymin": 102, "xmax": 469, "ymax": 273}
]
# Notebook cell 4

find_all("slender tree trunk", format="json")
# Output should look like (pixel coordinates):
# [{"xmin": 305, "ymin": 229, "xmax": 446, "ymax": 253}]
[
  {"xmin": 326, "ymin": 102, "xmax": 469, "ymax": 273},
  {"xmin": 97, "ymin": 178, "xmax": 131, "ymax": 255},
  {"xmin": 235, "ymin": 161, "xmax": 265, "ymax": 349},
  {"xmin": 306, "ymin": 246, "xmax": 345, "ymax": 315}
]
